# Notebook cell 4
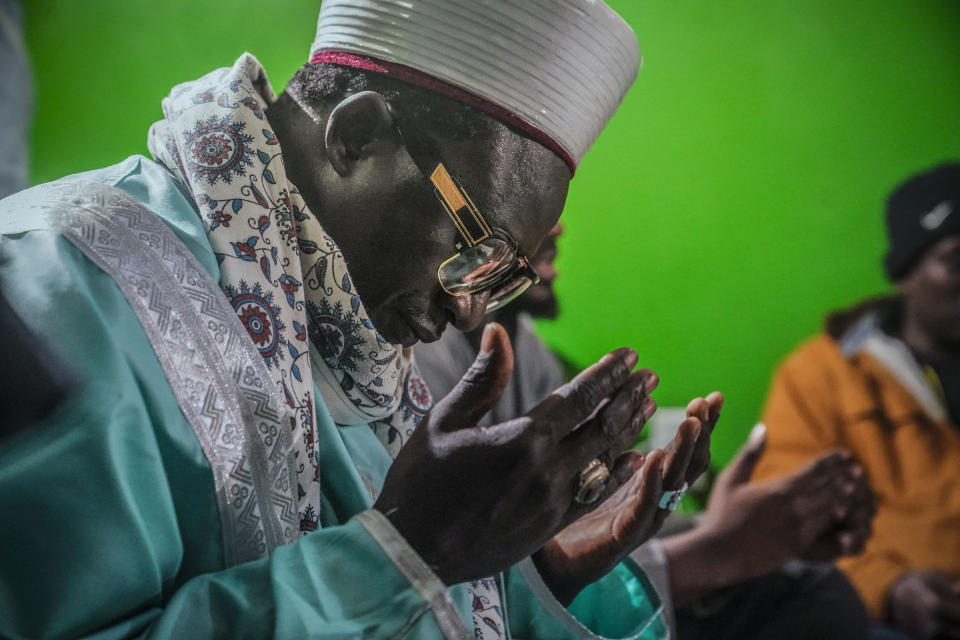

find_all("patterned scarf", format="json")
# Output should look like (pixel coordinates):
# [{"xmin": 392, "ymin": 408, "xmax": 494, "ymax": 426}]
[{"xmin": 147, "ymin": 54, "xmax": 504, "ymax": 639}]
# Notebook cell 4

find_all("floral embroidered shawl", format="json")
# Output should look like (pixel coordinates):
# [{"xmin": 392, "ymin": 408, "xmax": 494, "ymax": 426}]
[{"xmin": 147, "ymin": 54, "xmax": 504, "ymax": 639}]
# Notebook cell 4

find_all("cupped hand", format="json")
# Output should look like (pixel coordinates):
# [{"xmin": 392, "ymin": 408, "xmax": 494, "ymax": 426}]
[
  {"xmin": 713, "ymin": 434, "xmax": 872, "ymax": 560},
  {"xmin": 533, "ymin": 392, "xmax": 724, "ymax": 605},
  {"xmin": 703, "ymin": 426, "xmax": 874, "ymax": 568},
  {"xmin": 889, "ymin": 571, "xmax": 960, "ymax": 639},
  {"xmin": 800, "ymin": 458, "xmax": 875, "ymax": 563},
  {"xmin": 374, "ymin": 323, "xmax": 658, "ymax": 586},
  {"xmin": 661, "ymin": 425, "xmax": 875, "ymax": 606}
]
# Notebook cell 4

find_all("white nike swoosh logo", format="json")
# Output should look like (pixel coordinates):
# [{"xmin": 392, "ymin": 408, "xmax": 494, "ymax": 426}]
[{"xmin": 921, "ymin": 201, "xmax": 953, "ymax": 230}]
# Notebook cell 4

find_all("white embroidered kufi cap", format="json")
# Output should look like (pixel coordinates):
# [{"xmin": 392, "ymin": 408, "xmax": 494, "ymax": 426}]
[{"xmin": 310, "ymin": 0, "xmax": 640, "ymax": 175}]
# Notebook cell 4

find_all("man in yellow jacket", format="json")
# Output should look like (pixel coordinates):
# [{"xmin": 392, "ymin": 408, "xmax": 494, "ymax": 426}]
[{"xmin": 754, "ymin": 162, "xmax": 960, "ymax": 639}]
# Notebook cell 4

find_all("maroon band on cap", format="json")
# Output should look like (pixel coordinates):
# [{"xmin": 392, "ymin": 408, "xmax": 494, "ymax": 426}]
[{"xmin": 309, "ymin": 50, "xmax": 576, "ymax": 176}]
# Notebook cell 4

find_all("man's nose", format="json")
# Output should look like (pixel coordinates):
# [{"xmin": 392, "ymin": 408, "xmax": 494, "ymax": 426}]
[{"xmin": 440, "ymin": 290, "xmax": 490, "ymax": 332}]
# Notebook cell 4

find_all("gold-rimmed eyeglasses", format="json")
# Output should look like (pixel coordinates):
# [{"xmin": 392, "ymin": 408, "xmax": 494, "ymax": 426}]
[{"xmin": 426, "ymin": 162, "xmax": 540, "ymax": 313}]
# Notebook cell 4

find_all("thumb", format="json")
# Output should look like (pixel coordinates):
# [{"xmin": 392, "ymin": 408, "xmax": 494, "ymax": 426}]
[
  {"xmin": 718, "ymin": 423, "xmax": 767, "ymax": 489},
  {"xmin": 432, "ymin": 322, "xmax": 515, "ymax": 429}
]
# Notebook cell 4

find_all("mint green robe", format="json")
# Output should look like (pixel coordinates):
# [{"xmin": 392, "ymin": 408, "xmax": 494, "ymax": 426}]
[{"xmin": 0, "ymin": 156, "xmax": 666, "ymax": 640}]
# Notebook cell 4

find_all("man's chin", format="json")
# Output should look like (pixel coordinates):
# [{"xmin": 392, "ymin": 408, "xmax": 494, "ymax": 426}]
[
  {"xmin": 384, "ymin": 323, "xmax": 418, "ymax": 348},
  {"xmin": 364, "ymin": 309, "xmax": 411, "ymax": 347}
]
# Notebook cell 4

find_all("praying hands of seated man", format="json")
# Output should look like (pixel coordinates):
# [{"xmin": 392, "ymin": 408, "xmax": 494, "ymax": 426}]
[
  {"xmin": 374, "ymin": 321, "xmax": 720, "ymax": 598},
  {"xmin": 660, "ymin": 426, "xmax": 876, "ymax": 607}
]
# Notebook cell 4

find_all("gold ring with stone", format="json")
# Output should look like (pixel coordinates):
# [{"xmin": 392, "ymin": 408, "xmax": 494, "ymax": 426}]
[{"xmin": 574, "ymin": 458, "xmax": 610, "ymax": 505}]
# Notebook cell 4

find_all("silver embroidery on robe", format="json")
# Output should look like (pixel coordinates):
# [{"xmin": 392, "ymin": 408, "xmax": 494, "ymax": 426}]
[{"xmin": 5, "ymin": 180, "xmax": 299, "ymax": 566}]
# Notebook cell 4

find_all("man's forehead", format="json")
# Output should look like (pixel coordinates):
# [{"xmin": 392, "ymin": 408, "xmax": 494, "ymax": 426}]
[
  {"xmin": 493, "ymin": 199, "xmax": 565, "ymax": 261},
  {"xmin": 471, "ymin": 145, "xmax": 568, "ymax": 257}
]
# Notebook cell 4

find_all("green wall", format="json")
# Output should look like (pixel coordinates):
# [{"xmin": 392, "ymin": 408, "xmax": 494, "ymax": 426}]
[{"xmin": 24, "ymin": 1, "xmax": 960, "ymax": 465}]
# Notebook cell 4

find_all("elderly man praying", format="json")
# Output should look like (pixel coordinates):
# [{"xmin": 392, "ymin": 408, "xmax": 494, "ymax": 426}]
[{"xmin": 0, "ymin": 1, "xmax": 721, "ymax": 638}]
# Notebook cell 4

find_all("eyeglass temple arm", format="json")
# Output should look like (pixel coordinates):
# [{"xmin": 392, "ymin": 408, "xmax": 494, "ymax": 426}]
[{"xmin": 429, "ymin": 163, "xmax": 492, "ymax": 247}]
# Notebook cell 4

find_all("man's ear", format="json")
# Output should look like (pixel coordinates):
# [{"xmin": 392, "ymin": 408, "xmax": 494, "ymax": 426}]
[{"xmin": 325, "ymin": 91, "xmax": 397, "ymax": 177}]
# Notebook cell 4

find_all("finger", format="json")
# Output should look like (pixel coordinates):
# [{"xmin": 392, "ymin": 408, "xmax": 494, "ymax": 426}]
[
  {"xmin": 639, "ymin": 449, "xmax": 666, "ymax": 511},
  {"xmin": 828, "ymin": 460, "xmax": 875, "ymax": 522},
  {"xmin": 716, "ymin": 423, "xmax": 767, "ymax": 490},
  {"xmin": 599, "ymin": 449, "xmax": 666, "ymax": 545},
  {"xmin": 650, "ymin": 447, "xmax": 680, "ymax": 530},
  {"xmin": 790, "ymin": 449, "xmax": 854, "ymax": 491},
  {"xmin": 566, "ymin": 449, "xmax": 661, "ymax": 525},
  {"xmin": 677, "ymin": 396, "xmax": 715, "ymax": 483},
  {"xmin": 665, "ymin": 397, "xmax": 700, "ymax": 459},
  {"xmin": 843, "ymin": 463, "xmax": 868, "ymax": 493},
  {"xmin": 806, "ymin": 520, "xmax": 871, "ymax": 561},
  {"xmin": 602, "ymin": 450, "xmax": 648, "ymax": 504},
  {"xmin": 560, "ymin": 369, "xmax": 658, "ymax": 469},
  {"xmin": 564, "ymin": 449, "xmax": 645, "ymax": 524},
  {"xmin": 802, "ymin": 489, "xmax": 872, "ymax": 557},
  {"xmin": 839, "ymin": 524, "xmax": 873, "ymax": 556},
  {"xmin": 841, "ymin": 479, "xmax": 876, "ymax": 523},
  {"xmin": 530, "ymin": 347, "xmax": 639, "ymax": 436},
  {"xmin": 611, "ymin": 450, "xmax": 647, "ymax": 485},
  {"xmin": 836, "ymin": 524, "xmax": 871, "ymax": 556},
  {"xmin": 705, "ymin": 392, "xmax": 724, "ymax": 422},
  {"xmin": 686, "ymin": 418, "xmax": 715, "ymax": 485},
  {"xmin": 662, "ymin": 417, "xmax": 699, "ymax": 490},
  {"xmin": 794, "ymin": 472, "xmax": 860, "ymax": 535},
  {"xmin": 432, "ymin": 323, "xmax": 514, "ymax": 429},
  {"xmin": 841, "ymin": 498, "xmax": 875, "ymax": 533},
  {"xmin": 686, "ymin": 397, "xmax": 708, "ymax": 422}
]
